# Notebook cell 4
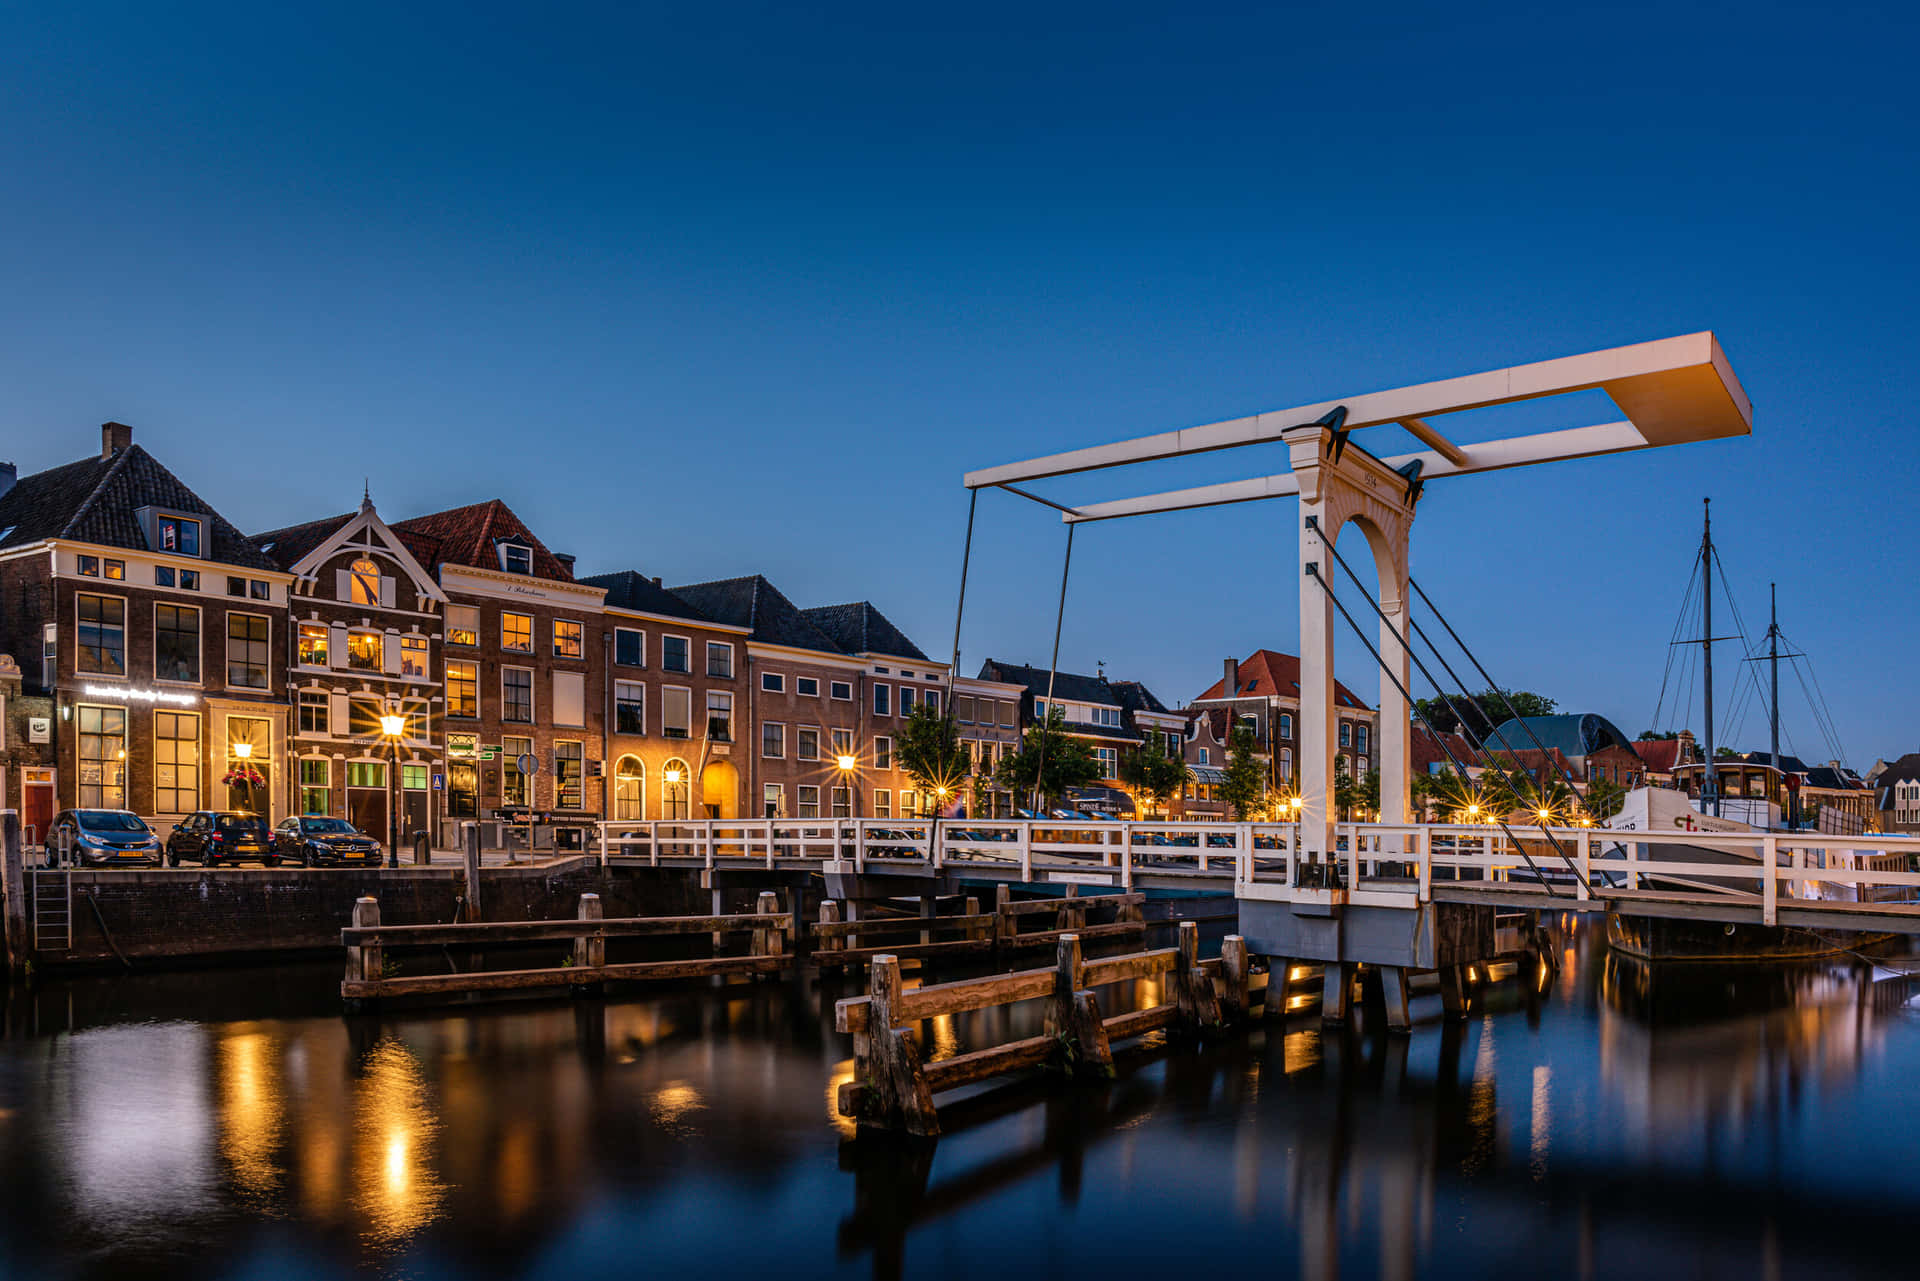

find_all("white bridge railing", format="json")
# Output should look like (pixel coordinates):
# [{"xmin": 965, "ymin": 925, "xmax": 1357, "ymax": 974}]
[{"xmin": 593, "ymin": 819, "xmax": 1920, "ymax": 925}]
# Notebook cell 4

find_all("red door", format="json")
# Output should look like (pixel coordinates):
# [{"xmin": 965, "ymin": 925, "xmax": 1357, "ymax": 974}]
[{"xmin": 23, "ymin": 777, "xmax": 54, "ymax": 849}]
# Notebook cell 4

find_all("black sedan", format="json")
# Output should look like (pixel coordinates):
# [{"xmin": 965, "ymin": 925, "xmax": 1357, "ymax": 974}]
[
  {"xmin": 166, "ymin": 811, "xmax": 279, "ymax": 867},
  {"xmin": 49, "ymin": 809, "xmax": 163, "ymax": 867},
  {"xmin": 273, "ymin": 816, "xmax": 381, "ymax": 867}
]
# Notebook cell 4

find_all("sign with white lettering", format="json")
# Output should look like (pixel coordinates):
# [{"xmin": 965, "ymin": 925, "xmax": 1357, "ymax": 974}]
[{"xmin": 81, "ymin": 684, "xmax": 197, "ymax": 706}]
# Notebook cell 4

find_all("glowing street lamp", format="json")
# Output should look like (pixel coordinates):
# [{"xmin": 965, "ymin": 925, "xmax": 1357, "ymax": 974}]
[
  {"xmin": 663, "ymin": 767, "xmax": 683, "ymax": 785},
  {"xmin": 835, "ymin": 754, "xmax": 858, "ymax": 773},
  {"xmin": 381, "ymin": 711, "xmax": 407, "ymax": 868}
]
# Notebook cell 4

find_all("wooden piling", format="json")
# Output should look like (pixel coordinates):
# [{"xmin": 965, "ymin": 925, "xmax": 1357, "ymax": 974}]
[
  {"xmin": 1219, "ymin": 935, "xmax": 1250, "ymax": 1024},
  {"xmin": 819, "ymin": 900, "xmax": 843, "ymax": 956},
  {"xmin": 574, "ymin": 893, "xmax": 605, "ymax": 969},
  {"xmin": 1382, "ymin": 966, "xmax": 1412, "ymax": 1033},
  {"xmin": 1051, "ymin": 933, "xmax": 1112, "ymax": 1077},
  {"xmin": 1439, "ymin": 965, "xmax": 1468, "ymax": 1022},
  {"xmin": 1322, "ymin": 961, "xmax": 1353, "ymax": 1025},
  {"xmin": 3, "ymin": 811, "xmax": 25, "ymax": 974},
  {"xmin": 963, "ymin": 896, "xmax": 981, "ymax": 943},
  {"xmin": 994, "ymin": 883, "xmax": 1012, "ymax": 947},
  {"xmin": 866, "ymin": 954, "xmax": 938, "ymax": 1136},
  {"xmin": 756, "ymin": 891, "xmax": 783, "ymax": 964},
  {"xmin": 347, "ymin": 897, "xmax": 382, "ymax": 988},
  {"xmin": 461, "ymin": 822, "xmax": 482, "ymax": 922},
  {"xmin": 1170, "ymin": 920, "xmax": 1222, "ymax": 1034}
]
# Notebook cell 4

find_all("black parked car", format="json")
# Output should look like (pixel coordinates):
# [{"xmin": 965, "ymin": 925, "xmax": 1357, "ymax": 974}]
[
  {"xmin": 166, "ymin": 811, "xmax": 278, "ymax": 867},
  {"xmin": 274, "ymin": 816, "xmax": 380, "ymax": 866},
  {"xmin": 49, "ymin": 809, "xmax": 162, "ymax": 867}
]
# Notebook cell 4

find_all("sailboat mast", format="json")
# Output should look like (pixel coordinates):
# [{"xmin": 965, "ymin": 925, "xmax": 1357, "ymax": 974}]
[
  {"xmin": 1769, "ymin": 582, "xmax": 1780, "ymax": 773},
  {"xmin": 1701, "ymin": 497, "xmax": 1719, "ymax": 817}
]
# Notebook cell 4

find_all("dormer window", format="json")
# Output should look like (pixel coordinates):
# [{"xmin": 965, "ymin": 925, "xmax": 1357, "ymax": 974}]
[
  {"xmin": 500, "ymin": 543, "xmax": 533, "ymax": 575},
  {"xmin": 348, "ymin": 557, "xmax": 382, "ymax": 606},
  {"xmin": 156, "ymin": 514, "xmax": 201, "ymax": 557}
]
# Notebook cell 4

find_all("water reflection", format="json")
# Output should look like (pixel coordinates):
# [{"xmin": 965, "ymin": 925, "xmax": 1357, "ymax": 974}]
[{"xmin": 0, "ymin": 929, "xmax": 1917, "ymax": 1280}]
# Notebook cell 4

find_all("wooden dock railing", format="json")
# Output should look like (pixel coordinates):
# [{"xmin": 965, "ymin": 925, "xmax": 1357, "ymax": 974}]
[
  {"xmin": 833, "ymin": 922, "xmax": 1254, "ymax": 1135},
  {"xmin": 812, "ymin": 886, "xmax": 1148, "ymax": 968},
  {"xmin": 340, "ymin": 890, "xmax": 794, "ymax": 1005}
]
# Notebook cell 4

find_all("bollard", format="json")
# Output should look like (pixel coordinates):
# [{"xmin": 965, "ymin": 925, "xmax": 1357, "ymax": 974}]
[
  {"xmin": 575, "ymin": 893, "xmax": 604, "ymax": 969},
  {"xmin": 2, "ymin": 812, "xmax": 25, "ymax": 974},
  {"xmin": 462, "ymin": 822, "xmax": 483, "ymax": 923},
  {"xmin": 755, "ymin": 890, "xmax": 782, "ymax": 965},
  {"xmin": 413, "ymin": 831, "xmax": 431, "ymax": 866},
  {"xmin": 820, "ymin": 900, "xmax": 842, "ymax": 954},
  {"xmin": 1219, "ymin": 935, "xmax": 1250, "ymax": 1024}
]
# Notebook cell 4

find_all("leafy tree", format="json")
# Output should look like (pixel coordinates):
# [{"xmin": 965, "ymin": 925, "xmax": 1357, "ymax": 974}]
[
  {"xmin": 1714, "ymin": 746, "xmax": 1739, "ymax": 758},
  {"xmin": 896, "ymin": 704, "xmax": 972, "ymax": 805},
  {"xmin": 1638, "ymin": 729, "xmax": 1684, "ymax": 742},
  {"xmin": 1118, "ymin": 739, "xmax": 1190, "ymax": 818},
  {"xmin": 1415, "ymin": 688, "xmax": 1556, "ymax": 746},
  {"xmin": 1480, "ymin": 753, "xmax": 1578, "ymax": 821},
  {"xmin": 1335, "ymin": 769, "xmax": 1381, "ymax": 820},
  {"xmin": 1583, "ymin": 776, "xmax": 1628, "ymax": 820},
  {"xmin": 1218, "ymin": 723, "xmax": 1267, "ymax": 820},
  {"xmin": 995, "ymin": 709, "xmax": 1102, "ymax": 810}
]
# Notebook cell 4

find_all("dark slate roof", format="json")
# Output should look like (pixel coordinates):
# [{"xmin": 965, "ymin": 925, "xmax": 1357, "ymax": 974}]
[
  {"xmin": 579, "ymin": 570, "xmax": 715, "ymax": 625},
  {"xmin": 1874, "ymin": 753, "xmax": 1920, "ymax": 786},
  {"xmin": 252, "ymin": 512, "xmax": 353, "ymax": 571},
  {"xmin": 801, "ymin": 602, "xmax": 930, "ymax": 662},
  {"xmin": 670, "ymin": 576, "xmax": 844, "ymax": 652},
  {"xmin": 1109, "ymin": 680, "xmax": 1171, "ymax": 715},
  {"xmin": 1480, "ymin": 713, "xmax": 1634, "ymax": 760},
  {"xmin": 0, "ymin": 443, "xmax": 279, "ymax": 570},
  {"xmin": 391, "ymin": 499, "xmax": 575, "ymax": 581},
  {"xmin": 976, "ymin": 660, "xmax": 1118, "ymax": 707}
]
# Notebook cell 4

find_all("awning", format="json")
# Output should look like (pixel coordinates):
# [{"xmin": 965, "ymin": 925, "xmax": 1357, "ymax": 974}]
[
  {"xmin": 1189, "ymin": 766, "xmax": 1226, "ymax": 785},
  {"xmin": 1065, "ymin": 785, "xmax": 1136, "ymax": 815}
]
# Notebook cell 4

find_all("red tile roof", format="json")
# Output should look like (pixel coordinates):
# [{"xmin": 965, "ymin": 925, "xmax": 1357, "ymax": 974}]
[
  {"xmin": 1411, "ymin": 725, "xmax": 1479, "ymax": 772},
  {"xmin": 1632, "ymin": 738, "xmax": 1686, "ymax": 773},
  {"xmin": 1192, "ymin": 649, "xmax": 1372, "ymax": 711},
  {"xmin": 391, "ymin": 499, "xmax": 574, "ymax": 581}
]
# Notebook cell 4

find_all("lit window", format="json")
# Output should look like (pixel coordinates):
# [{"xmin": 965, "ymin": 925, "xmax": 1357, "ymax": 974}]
[
  {"xmin": 447, "ymin": 604, "xmax": 479, "ymax": 646},
  {"xmin": 76, "ymin": 594, "xmax": 126, "ymax": 676},
  {"xmin": 298, "ymin": 622, "xmax": 329, "ymax": 666},
  {"xmin": 300, "ymin": 758, "xmax": 330, "ymax": 815},
  {"xmin": 77, "ymin": 704, "xmax": 128, "ymax": 809},
  {"xmin": 447, "ymin": 661, "xmax": 478, "ymax": 717},
  {"xmin": 503, "ymin": 737, "xmax": 534, "ymax": 806},
  {"xmin": 401, "ymin": 635, "xmax": 427, "ymax": 677},
  {"xmin": 553, "ymin": 619, "xmax": 583, "ymax": 658},
  {"xmin": 798, "ymin": 785, "xmax": 820, "ymax": 819},
  {"xmin": 77, "ymin": 555, "xmax": 100, "ymax": 577},
  {"xmin": 662, "ymin": 758, "xmax": 691, "ymax": 819},
  {"xmin": 346, "ymin": 632, "xmax": 381, "ymax": 672},
  {"xmin": 502, "ymin": 612, "xmax": 533, "ymax": 652},
  {"xmin": 103, "ymin": 560, "xmax": 125, "ymax": 580},
  {"xmin": 614, "ymin": 757, "xmax": 644, "ymax": 820},
  {"xmin": 874, "ymin": 789, "xmax": 892, "ymax": 818},
  {"xmin": 874, "ymin": 736, "xmax": 891, "ymax": 768},
  {"xmin": 348, "ymin": 557, "xmax": 382, "ymax": 606}
]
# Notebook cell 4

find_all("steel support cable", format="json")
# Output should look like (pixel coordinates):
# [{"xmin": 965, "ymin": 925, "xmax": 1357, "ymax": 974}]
[
  {"xmin": 1304, "ymin": 563, "xmax": 1564, "ymax": 896},
  {"xmin": 1785, "ymin": 640, "xmax": 1847, "ymax": 762},
  {"xmin": 1650, "ymin": 565, "xmax": 1703, "ymax": 733},
  {"xmin": 1029, "ymin": 521, "xmax": 1075, "ymax": 814},
  {"xmin": 1789, "ymin": 655, "xmax": 1845, "ymax": 764},
  {"xmin": 945, "ymin": 487, "xmax": 979, "ymax": 721}
]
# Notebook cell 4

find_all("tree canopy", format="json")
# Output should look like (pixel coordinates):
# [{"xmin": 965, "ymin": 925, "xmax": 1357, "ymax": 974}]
[
  {"xmin": 1118, "ymin": 739, "xmax": 1190, "ymax": 817},
  {"xmin": 1415, "ymin": 688, "xmax": 1557, "ymax": 745},
  {"xmin": 994, "ymin": 709, "xmax": 1102, "ymax": 809},
  {"xmin": 895, "ymin": 704, "xmax": 972, "ymax": 806},
  {"xmin": 1218, "ymin": 724, "xmax": 1266, "ymax": 819}
]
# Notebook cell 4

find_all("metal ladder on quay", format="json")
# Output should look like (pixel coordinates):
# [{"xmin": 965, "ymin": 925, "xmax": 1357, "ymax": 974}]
[{"xmin": 32, "ymin": 869, "xmax": 72, "ymax": 953}]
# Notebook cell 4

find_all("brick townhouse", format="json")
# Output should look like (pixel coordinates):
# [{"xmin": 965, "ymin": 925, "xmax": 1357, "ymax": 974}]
[
  {"xmin": 0, "ymin": 423, "xmax": 293, "ymax": 837},
  {"xmin": 254, "ymin": 494, "xmax": 449, "ymax": 844},
  {"xmin": 390, "ymin": 500, "xmax": 605, "ymax": 830},
  {"xmin": 974, "ymin": 660, "xmax": 1177, "ymax": 815},
  {"xmin": 577, "ymin": 569, "xmax": 750, "ymax": 821},
  {"xmin": 800, "ymin": 600, "xmax": 950, "ymax": 819},
  {"xmin": 950, "ymin": 672, "xmax": 1024, "ymax": 818},
  {"xmin": 1190, "ymin": 650, "xmax": 1378, "ymax": 789}
]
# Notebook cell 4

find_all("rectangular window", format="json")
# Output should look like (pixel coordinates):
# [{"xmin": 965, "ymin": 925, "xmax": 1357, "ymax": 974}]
[
  {"xmin": 154, "ymin": 565, "xmax": 175, "ymax": 588},
  {"xmin": 76, "ymin": 593, "xmax": 126, "ymax": 676},
  {"xmin": 347, "ymin": 761, "xmax": 386, "ymax": 789},
  {"xmin": 874, "ymin": 736, "xmax": 892, "ymax": 769},
  {"xmin": 925, "ymin": 690, "xmax": 940, "ymax": 718},
  {"xmin": 762, "ymin": 721, "xmax": 785, "ymax": 758},
  {"xmin": 796, "ymin": 676, "xmax": 818, "ymax": 697},
  {"xmin": 503, "ymin": 736, "xmax": 533, "ymax": 806},
  {"xmin": 154, "ymin": 603, "xmax": 200, "ymax": 683},
  {"xmin": 874, "ymin": 789, "xmax": 892, "ymax": 818},
  {"xmin": 402, "ymin": 764, "xmax": 429, "ymax": 790},
  {"xmin": 104, "ymin": 559, "xmax": 125, "ymax": 580},
  {"xmin": 158, "ymin": 515, "xmax": 201, "ymax": 557},
  {"xmin": 297, "ymin": 622, "xmax": 329, "ymax": 666},
  {"xmin": 662, "ymin": 635, "xmax": 690, "ymax": 673},
  {"xmin": 227, "ymin": 613, "xmax": 270, "ymax": 689},
  {"xmin": 348, "ymin": 697, "xmax": 383, "ymax": 738},
  {"xmin": 797, "ymin": 728, "xmax": 819, "ymax": 761},
  {"xmin": 78, "ymin": 555, "xmax": 100, "ymax": 577},
  {"xmin": 554, "ymin": 741, "xmax": 583, "ymax": 809},
  {"xmin": 762, "ymin": 672, "xmax": 784, "ymax": 693},
  {"xmin": 707, "ymin": 691, "xmax": 732, "ymax": 741},
  {"xmin": 346, "ymin": 631, "xmax": 380, "ymax": 671},
  {"xmin": 899, "ymin": 686, "xmax": 915, "ymax": 717},
  {"xmin": 401, "ymin": 635, "xmax": 428, "ymax": 678},
  {"xmin": 874, "ymin": 683, "xmax": 890, "ymax": 717},
  {"xmin": 553, "ymin": 619, "xmax": 583, "ymax": 658},
  {"xmin": 502, "ymin": 667, "xmax": 533, "ymax": 722},
  {"xmin": 956, "ymin": 696, "xmax": 975, "ymax": 723},
  {"xmin": 501, "ymin": 543, "xmax": 533, "ymax": 575},
  {"xmin": 502, "ymin": 612, "xmax": 533, "ymax": 652},
  {"xmin": 299, "ymin": 690, "xmax": 329, "ymax": 734},
  {"xmin": 663, "ymin": 686, "xmax": 692, "ymax": 738},
  {"xmin": 1357, "ymin": 725, "xmax": 1369, "ymax": 754},
  {"xmin": 763, "ymin": 783, "xmax": 784, "ymax": 818},
  {"xmin": 154, "ymin": 711, "xmax": 200, "ymax": 813},
  {"xmin": 832, "ymin": 787, "xmax": 851, "ymax": 818},
  {"xmin": 1339, "ymin": 723, "xmax": 1352, "ymax": 748},
  {"xmin": 614, "ymin": 627, "xmax": 644, "ymax": 667},
  {"xmin": 831, "ymin": 728, "xmax": 852, "ymax": 758},
  {"xmin": 999, "ymin": 701, "xmax": 1014, "ymax": 728},
  {"xmin": 1279, "ymin": 714, "xmax": 1293, "ymax": 740},
  {"xmin": 77, "ymin": 705, "xmax": 128, "ymax": 809},
  {"xmin": 615, "ymin": 680, "xmax": 644, "ymax": 735},
  {"xmin": 447, "ymin": 604, "xmax": 479, "ymax": 646},
  {"xmin": 300, "ymin": 758, "xmax": 330, "ymax": 815},
  {"xmin": 707, "ymin": 642, "xmax": 733, "ymax": 679},
  {"xmin": 830, "ymin": 680, "xmax": 852, "ymax": 701},
  {"xmin": 553, "ymin": 671, "xmax": 585, "ymax": 727},
  {"xmin": 797, "ymin": 785, "xmax": 820, "ymax": 819},
  {"xmin": 227, "ymin": 575, "xmax": 246, "ymax": 597},
  {"xmin": 180, "ymin": 570, "xmax": 200, "ymax": 591},
  {"xmin": 447, "ymin": 661, "xmax": 478, "ymax": 718},
  {"xmin": 250, "ymin": 580, "xmax": 270, "ymax": 601}
]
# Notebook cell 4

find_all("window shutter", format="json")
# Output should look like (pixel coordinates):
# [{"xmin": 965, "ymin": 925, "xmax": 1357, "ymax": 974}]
[
  {"xmin": 335, "ymin": 569, "xmax": 351, "ymax": 600},
  {"xmin": 379, "ymin": 576, "xmax": 395, "ymax": 609},
  {"xmin": 553, "ymin": 671, "xmax": 585, "ymax": 727},
  {"xmin": 383, "ymin": 634, "xmax": 401, "ymax": 674},
  {"xmin": 329, "ymin": 692, "xmax": 350, "ymax": 728},
  {"xmin": 328, "ymin": 623, "xmax": 348, "ymax": 668}
]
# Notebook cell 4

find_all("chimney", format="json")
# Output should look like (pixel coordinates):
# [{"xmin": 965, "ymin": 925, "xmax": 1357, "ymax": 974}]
[
  {"xmin": 652, "ymin": 576, "xmax": 662, "ymax": 588},
  {"xmin": 553, "ymin": 552, "xmax": 576, "ymax": 576},
  {"xmin": 0, "ymin": 461, "xmax": 15, "ymax": 501},
  {"xmin": 101, "ymin": 422, "xmax": 132, "ymax": 459},
  {"xmin": 1223, "ymin": 656, "xmax": 1239, "ymax": 698}
]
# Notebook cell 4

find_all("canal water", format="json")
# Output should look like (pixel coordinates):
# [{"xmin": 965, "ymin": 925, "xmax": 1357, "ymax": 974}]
[{"xmin": 2, "ymin": 922, "xmax": 1917, "ymax": 1281}]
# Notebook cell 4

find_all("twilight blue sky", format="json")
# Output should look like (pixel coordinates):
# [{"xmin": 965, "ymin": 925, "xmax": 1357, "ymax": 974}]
[{"xmin": 3, "ymin": 2, "xmax": 1916, "ymax": 765}]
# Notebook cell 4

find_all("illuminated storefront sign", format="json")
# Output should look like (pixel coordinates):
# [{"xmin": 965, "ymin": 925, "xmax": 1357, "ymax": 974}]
[{"xmin": 81, "ymin": 684, "xmax": 199, "ymax": 706}]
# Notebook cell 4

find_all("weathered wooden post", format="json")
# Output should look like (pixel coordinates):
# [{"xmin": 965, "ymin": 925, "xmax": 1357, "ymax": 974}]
[
  {"xmin": 756, "ymin": 891, "xmax": 784, "ymax": 966},
  {"xmin": 1219, "ymin": 935, "xmax": 1250, "ymax": 1024},
  {"xmin": 1171, "ymin": 920, "xmax": 1222, "ymax": 1034},
  {"xmin": 1059, "ymin": 882, "xmax": 1082, "ymax": 933},
  {"xmin": 963, "ymin": 896, "xmax": 981, "ymax": 943},
  {"xmin": 866, "ymin": 954, "xmax": 938, "ymax": 1135},
  {"xmin": 574, "ymin": 893, "xmax": 604, "ymax": 969},
  {"xmin": 1322, "ymin": 961, "xmax": 1354, "ymax": 1024},
  {"xmin": 1438, "ymin": 965, "xmax": 1468, "ymax": 1022},
  {"xmin": 349, "ymin": 896, "xmax": 382, "ymax": 987},
  {"xmin": 3, "ymin": 811, "xmax": 26, "ymax": 974},
  {"xmin": 994, "ymin": 883, "xmax": 1012, "ymax": 950},
  {"xmin": 1049, "ymin": 932, "xmax": 1113, "ymax": 1078},
  {"xmin": 461, "ymin": 822, "xmax": 483, "ymax": 923},
  {"xmin": 820, "ymin": 900, "xmax": 842, "ymax": 955}
]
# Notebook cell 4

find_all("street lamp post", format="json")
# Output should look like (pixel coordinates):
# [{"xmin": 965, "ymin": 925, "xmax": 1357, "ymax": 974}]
[
  {"xmin": 231, "ymin": 740, "xmax": 254, "ymax": 815},
  {"xmin": 381, "ymin": 712, "xmax": 406, "ymax": 868}
]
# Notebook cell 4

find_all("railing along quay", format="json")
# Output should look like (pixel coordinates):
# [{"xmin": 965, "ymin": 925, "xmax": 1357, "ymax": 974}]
[
  {"xmin": 834, "ymin": 922, "xmax": 1260, "ymax": 1135},
  {"xmin": 340, "ymin": 890, "xmax": 793, "ymax": 1007}
]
